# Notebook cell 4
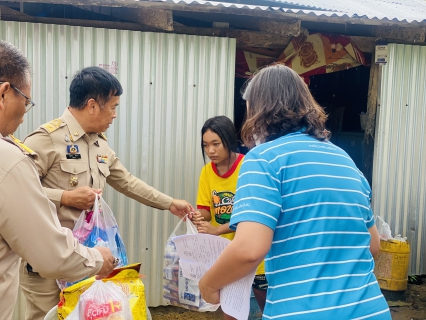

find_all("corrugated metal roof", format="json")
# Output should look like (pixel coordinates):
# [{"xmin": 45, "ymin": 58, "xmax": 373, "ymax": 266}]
[
  {"xmin": 266, "ymin": 0, "xmax": 426, "ymax": 23},
  {"xmin": 153, "ymin": 0, "xmax": 426, "ymax": 23}
]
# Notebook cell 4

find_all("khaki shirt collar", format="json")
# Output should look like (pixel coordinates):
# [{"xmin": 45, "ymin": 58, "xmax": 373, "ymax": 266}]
[{"xmin": 62, "ymin": 108, "xmax": 98, "ymax": 144}]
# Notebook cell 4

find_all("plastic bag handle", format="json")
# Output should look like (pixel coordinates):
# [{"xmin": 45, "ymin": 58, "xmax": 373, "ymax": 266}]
[
  {"xmin": 168, "ymin": 214, "xmax": 198, "ymax": 241},
  {"xmin": 185, "ymin": 215, "xmax": 198, "ymax": 235}
]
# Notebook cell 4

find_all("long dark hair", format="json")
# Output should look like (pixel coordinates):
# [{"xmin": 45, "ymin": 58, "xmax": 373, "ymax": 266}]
[
  {"xmin": 201, "ymin": 116, "xmax": 237, "ymax": 164},
  {"xmin": 241, "ymin": 64, "xmax": 329, "ymax": 148}
]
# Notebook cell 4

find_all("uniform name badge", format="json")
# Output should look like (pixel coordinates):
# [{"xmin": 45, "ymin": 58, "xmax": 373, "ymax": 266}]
[{"xmin": 66, "ymin": 144, "xmax": 81, "ymax": 159}]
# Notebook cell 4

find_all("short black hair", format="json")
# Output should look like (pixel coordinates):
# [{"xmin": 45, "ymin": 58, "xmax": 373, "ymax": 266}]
[
  {"xmin": 69, "ymin": 66, "xmax": 123, "ymax": 109},
  {"xmin": 201, "ymin": 116, "xmax": 237, "ymax": 163},
  {"xmin": 0, "ymin": 40, "xmax": 30, "ymax": 89}
]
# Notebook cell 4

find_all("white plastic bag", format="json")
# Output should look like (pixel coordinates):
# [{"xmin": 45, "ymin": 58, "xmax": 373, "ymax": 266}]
[
  {"xmin": 377, "ymin": 216, "xmax": 393, "ymax": 240},
  {"xmin": 376, "ymin": 216, "xmax": 407, "ymax": 242},
  {"xmin": 66, "ymin": 280, "xmax": 132, "ymax": 320},
  {"xmin": 163, "ymin": 215, "xmax": 219, "ymax": 312}
]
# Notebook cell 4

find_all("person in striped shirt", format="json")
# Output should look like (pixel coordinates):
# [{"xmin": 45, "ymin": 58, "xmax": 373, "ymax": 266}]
[{"xmin": 199, "ymin": 64, "xmax": 391, "ymax": 319}]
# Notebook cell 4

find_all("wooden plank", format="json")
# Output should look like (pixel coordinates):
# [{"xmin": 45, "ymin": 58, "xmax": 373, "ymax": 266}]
[
  {"xmin": 70, "ymin": 6, "xmax": 173, "ymax": 31},
  {"xmin": 174, "ymin": 11, "xmax": 300, "ymax": 36},
  {"xmin": 173, "ymin": 25, "xmax": 293, "ymax": 47},
  {"xmin": 362, "ymin": 61, "xmax": 379, "ymax": 185},
  {"xmin": 173, "ymin": 11, "xmax": 300, "ymax": 36},
  {"xmin": 231, "ymin": 29, "xmax": 292, "ymax": 47},
  {"xmin": 137, "ymin": 8, "xmax": 173, "ymax": 31},
  {"xmin": 238, "ymin": 46, "xmax": 284, "ymax": 57},
  {"xmin": 373, "ymin": 26, "xmax": 426, "ymax": 42},
  {"xmin": 0, "ymin": 13, "xmax": 292, "ymax": 47},
  {"xmin": 349, "ymin": 36, "xmax": 379, "ymax": 53},
  {"xmin": 257, "ymin": 19, "xmax": 300, "ymax": 36}
]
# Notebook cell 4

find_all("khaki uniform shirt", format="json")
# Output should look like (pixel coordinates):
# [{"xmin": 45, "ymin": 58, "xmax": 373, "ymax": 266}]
[
  {"xmin": 0, "ymin": 134, "xmax": 103, "ymax": 320},
  {"xmin": 24, "ymin": 108, "xmax": 173, "ymax": 229}
]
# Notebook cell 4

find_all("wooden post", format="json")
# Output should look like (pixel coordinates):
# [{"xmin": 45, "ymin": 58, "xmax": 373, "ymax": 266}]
[{"xmin": 363, "ymin": 61, "xmax": 380, "ymax": 185}]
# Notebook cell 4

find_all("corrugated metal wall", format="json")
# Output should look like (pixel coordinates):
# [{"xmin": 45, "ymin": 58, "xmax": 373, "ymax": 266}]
[
  {"xmin": 0, "ymin": 21, "xmax": 236, "ymax": 318},
  {"xmin": 372, "ymin": 43, "xmax": 426, "ymax": 275}
]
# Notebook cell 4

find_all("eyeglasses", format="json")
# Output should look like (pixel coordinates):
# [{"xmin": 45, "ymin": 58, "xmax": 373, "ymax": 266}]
[{"xmin": 0, "ymin": 81, "xmax": 35, "ymax": 113}]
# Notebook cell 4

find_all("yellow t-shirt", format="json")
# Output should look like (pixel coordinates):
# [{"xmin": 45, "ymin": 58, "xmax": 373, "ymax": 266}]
[
  {"xmin": 256, "ymin": 260, "xmax": 265, "ymax": 275},
  {"xmin": 196, "ymin": 154, "xmax": 265, "ymax": 276},
  {"xmin": 196, "ymin": 154, "xmax": 244, "ymax": 241}
]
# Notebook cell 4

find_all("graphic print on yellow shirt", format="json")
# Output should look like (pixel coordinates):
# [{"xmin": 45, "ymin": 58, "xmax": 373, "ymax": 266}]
[{"xmin": 212, "ymin": 190, "xmax": 234, "ymax": 225}]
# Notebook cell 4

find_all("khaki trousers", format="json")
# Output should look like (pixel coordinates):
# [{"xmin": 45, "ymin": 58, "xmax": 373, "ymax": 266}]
[{"xmin": 19, "ymin": 260, "xmax": 60, "ymax": 320}]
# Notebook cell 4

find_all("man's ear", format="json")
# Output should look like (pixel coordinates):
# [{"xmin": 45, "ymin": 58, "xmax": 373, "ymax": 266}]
[
  {"xmin": 86, "ymin": 98, "xmax": 97, "ymax": 115},
  {"xmin": 0, "ymin": 82, "xmax": 11, "ymax": 111}
]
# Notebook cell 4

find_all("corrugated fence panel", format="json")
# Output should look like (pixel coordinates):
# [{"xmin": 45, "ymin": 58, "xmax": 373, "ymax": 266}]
[
  {"xmin": 372, "ymin": 43, "xmax": 426, "ymax": 275},
  {"xmin": 0, "ymin": 21, "xmax": 236, "ymax": 318}
]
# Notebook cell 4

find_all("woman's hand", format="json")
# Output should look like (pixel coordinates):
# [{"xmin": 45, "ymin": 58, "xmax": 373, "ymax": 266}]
[
  {"xmin": 199, "ymin": 276, "xmax": 221, "ymax": 304},
  {"xmin": 196, "ymin": 221, "xmax": 218, "ymax": 235}
]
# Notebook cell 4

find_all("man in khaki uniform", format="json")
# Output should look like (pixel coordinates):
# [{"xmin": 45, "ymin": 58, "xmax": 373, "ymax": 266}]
[
  {"xmin": 21, "ymin": 66, "xmax": 194, "ymax": 319},
  {"xmin": 0, "ymin": 41, "xmax": 117, "ymax": 320}
]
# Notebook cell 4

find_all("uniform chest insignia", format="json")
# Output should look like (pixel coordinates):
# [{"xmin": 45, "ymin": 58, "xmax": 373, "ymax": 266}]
[
  {"xmin": 97, "ymin": 154, "xmax": 108, "ymax": 163},
  {"xmin": 70, "ymin": 175, "xmax": 78, "ymax": 187},
  {"xmin": 67, "ymin": 145, "xmax": 79, "ymax": 154}
]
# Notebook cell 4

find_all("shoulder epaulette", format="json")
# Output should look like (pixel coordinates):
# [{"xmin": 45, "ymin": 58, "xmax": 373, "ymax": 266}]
[
  {"xmin": 40, "ymin": 118, "xmax": 65, "ymax": 133},
  {"xmin": 98, "ymin": 133, "xmax": 108, "ymax": 141},
  {"xmin": 8, "ymin": 134, "xmax": 36, "ymax": 156}
]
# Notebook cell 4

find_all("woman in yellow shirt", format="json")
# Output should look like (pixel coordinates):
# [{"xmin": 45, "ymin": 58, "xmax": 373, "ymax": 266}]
[{"xmin": 194, "ymin": 115, "xmax": 267, "ymax": 318}]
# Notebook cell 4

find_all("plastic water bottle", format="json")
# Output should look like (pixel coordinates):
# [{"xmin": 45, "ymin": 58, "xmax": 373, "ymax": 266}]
[{"xmin": 95, "ymin": 238, "xmax": 109, "ymax": 248}]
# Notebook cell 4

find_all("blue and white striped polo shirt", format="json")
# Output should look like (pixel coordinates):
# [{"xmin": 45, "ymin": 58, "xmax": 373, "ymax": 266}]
[{"xmin": 230, "ymin": 131, "xmax": 390, "ymax": 319}]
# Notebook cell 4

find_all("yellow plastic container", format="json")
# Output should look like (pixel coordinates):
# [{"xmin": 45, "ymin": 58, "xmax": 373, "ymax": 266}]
[{"xmin": 373, "ymin": 239, "xmax": 410, "ymax": 291}]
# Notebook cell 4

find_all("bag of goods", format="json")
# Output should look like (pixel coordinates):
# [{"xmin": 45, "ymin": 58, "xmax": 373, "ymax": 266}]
[
  {"xmin": 163, "ymin": 216, "xmax": 219, "ymax": 312},
  {"xmin": 58, "ymin": 263, "xmax": 149, "ymax": 320}
]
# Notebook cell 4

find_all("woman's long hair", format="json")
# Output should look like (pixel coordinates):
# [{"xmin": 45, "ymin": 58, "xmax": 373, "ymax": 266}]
[
  {"xmin": 241, "ymin": 64, "xmax": 329, "ymax": 148},
  {"xmin": 201, "ymin": 115, "xmax": 238, "ymax": 164}
]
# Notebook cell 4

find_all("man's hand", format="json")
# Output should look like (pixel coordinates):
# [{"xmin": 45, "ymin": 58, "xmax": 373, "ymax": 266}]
[
  {"xmin": 169, "ymin": 199, "xmax": 194, "ymax": 219},
  {"xmin": 93, "ymin": 247, "xmax": 118, "ymax": 279},
  {"xmin": 61, "ymin": 186, "xmax": 102, "ymax": 210}
]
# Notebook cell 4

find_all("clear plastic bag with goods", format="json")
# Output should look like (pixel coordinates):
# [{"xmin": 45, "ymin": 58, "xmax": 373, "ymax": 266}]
[
  {"xmin": 376, "ymin": 215, "xmax": 407, "ymax": 242},
  {"xmin": 58, "ymin": 196, "xmax": 128, "ymax": 289},
  {"xmin": 65, "ymin": 280, "xmax": 132, "ymax": 320},
  {"xmin": 58, "ymin": 264, "xmax": 149, "ymax": 320},
  {"xmin": 163, "ymin": 215, "xmax": 219, "ymax": 312}
]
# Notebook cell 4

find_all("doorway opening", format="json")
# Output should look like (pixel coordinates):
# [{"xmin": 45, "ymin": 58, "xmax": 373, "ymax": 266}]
[{"xmin": 233, "ymin": 65, "xmax": 371, "ymax": 176}]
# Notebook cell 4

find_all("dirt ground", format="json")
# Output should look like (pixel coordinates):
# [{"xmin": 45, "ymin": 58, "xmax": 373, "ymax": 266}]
[
  {"xmin": 386, "ymin": 276, "xmax": 426, "ymax": 320},
  {"xmin": 149, "ymin": 277, "xmax": 426, "ymax": 320}
]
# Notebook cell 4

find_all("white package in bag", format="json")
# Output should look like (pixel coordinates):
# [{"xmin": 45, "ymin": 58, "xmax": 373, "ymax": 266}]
[{"xmin": 163, "ymin": 215, "xmax": 219, "ymax": 312}]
